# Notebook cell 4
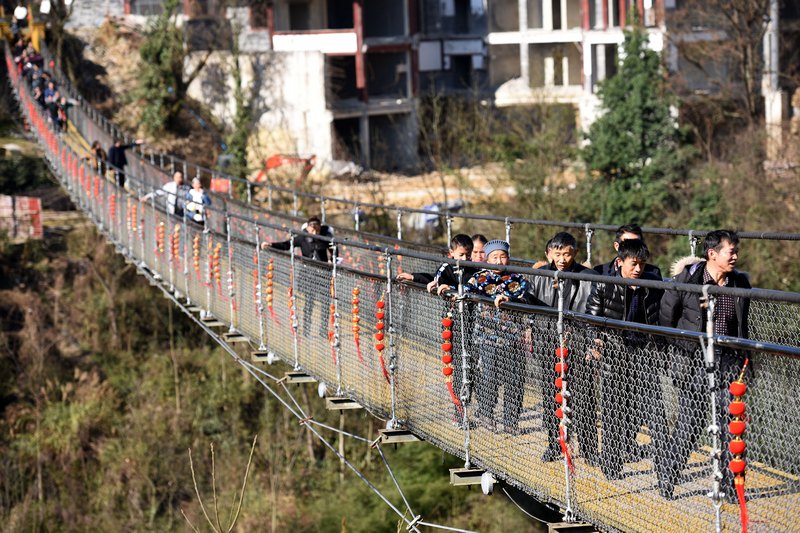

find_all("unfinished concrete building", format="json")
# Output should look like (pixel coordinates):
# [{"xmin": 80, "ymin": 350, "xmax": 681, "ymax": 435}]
[
  {"xmin": 264, "ymin": 0, "xmax": 417, "ymax": 171},
  {"xmin": 488, "ymin": 0, "xmax": 665, "ymax": 130}
]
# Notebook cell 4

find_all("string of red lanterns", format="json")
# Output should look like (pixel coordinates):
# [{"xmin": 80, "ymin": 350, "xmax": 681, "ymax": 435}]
[
  {"xmin": 441, "ymin": 311, "xmax": 462, "ymax": 413},
  {"xmin": 352, "ymin": 287, "xmax": 364, "ymax": 364},
  {"xmin": 554, "ymin": 344, "xmax": 574, "ymax": 473},
  {"xmin": 375, "ymin": 296, "xmax": 390, "ymax": 383},
  {"xmin": 728, "ymin": 358, "xmax": 749, "ymax": 532}
]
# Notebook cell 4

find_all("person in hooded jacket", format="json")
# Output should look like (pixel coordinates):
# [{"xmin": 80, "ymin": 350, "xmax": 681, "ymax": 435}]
[{"xmin": 658, "ymin": 229, "xmax": 751, "ymax": 501}]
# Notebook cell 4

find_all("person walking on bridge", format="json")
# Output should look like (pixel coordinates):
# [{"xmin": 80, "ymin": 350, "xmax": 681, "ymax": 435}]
[
  {"xmin": 262, "ymin": 216, "xmax": 334, "ymax": 337},
  {"xmin": 107, "ymin": 138, "xmax": 143, "ymax": 190},
  {"xmin": 658, "ymin": 229, "xmax": 751, "ymax": 501},
  {"xmin": 584, "ymin": 239, "xmax": 668, "ymax": 480},
  {"xmin": 142, "ymin": 170, "xmax": 190, "ymax": 218}
]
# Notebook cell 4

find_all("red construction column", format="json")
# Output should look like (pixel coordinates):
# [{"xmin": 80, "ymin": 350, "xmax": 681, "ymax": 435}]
[
  {"xmin": 353, "ymin": 0, "xmax": 367, "ymax": 99},
  {"xmin": 602, "ymin": 0, "xmax": 608, "ymax": 28},
  {"xmin": 618, "ymin": 0, "xmax": 626, "ymax": 27},
  {"xmin": 267, "ymin": 3, "xmax": 275, "ymax": 49},
  {"xmin": 582, "ymin": 0, "xmax": 590, "ymax": 30}
]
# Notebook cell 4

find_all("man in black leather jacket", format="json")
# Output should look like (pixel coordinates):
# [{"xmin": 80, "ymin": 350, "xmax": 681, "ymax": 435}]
[
  {"xmin": 585, "ymin": 239, "xmax": 668, "ymax": 481},
  {"xmin": 658, "ymin": 229, "xmax": 751, "ymax": 501}
]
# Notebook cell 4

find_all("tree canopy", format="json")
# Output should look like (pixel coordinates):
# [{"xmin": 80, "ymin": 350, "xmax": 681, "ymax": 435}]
[{"xmin": 582, "ymin": 25, "xmax": 693, "ymax": 225}]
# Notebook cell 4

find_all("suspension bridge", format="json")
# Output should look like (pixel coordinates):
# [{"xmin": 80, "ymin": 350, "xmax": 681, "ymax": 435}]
[{"xmin": 7, "ymin": 43, "xmax": 800, "ymax": 533}]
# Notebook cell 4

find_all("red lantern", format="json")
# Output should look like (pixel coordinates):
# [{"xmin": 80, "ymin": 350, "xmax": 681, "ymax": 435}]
[
  {"xmin": 555, "ymin": 392, "xmax": 563, "ymax": 404},
  {"xmin": 729, "ymin": 439, "xmax": 746, "ymax": 455},
  {"xmin": 443, "ymin": 367, "xmax": 453, "ymax": 377},
  {"xmin": 376, "ymin": 301, "xmax": 385, "ymax": 309},
  {"xmin": 442, "ymin": 354, "xmax": 453, "ymax": 364},
  {"xmin": 729, "ymin": 420, "xmax": 746, "ymax": 436},
  {"xmin": 555, "ymin": 408, "xmax": 564, "ymax": 419},
  {"xmin": 441, "ymin": 342, "xmax": 453, "ymax": 352},
  {"xmin": 728, "ymin": 458, "xmax": 746, "ymax": 475},
  {"xmin": 729, "ymin": 381, "xmax": 746, "ymax": 397},
  {"xmin": 376, "ymin": 343, "xmax": 385, "ymax": 351},
  {"xmin": 442, "ymin": 330, "xmax": 453, "ymax": 340},
  {"xmin": 376, "ymin": 311, "xmax": 385, "ymax": 320},
  {"xmin": 376, "ymin": 322, "xmax": 385, "ymax": 330},
  {"xmin": 375, "ymin": 332, "xmax": 384, "ymax": 341},
  {"xmin": 442, "ymin": 317, "xmax": 453, "ymax": 328},
  {"xmin": 555, "ymin": 377, "xmax": 564, "ymax": 389},
  {"xmin": 555, "ymin": 347, "xmax": 568, "ymax": 358},
  {"xmin": 728, "ymin": 400, "xmax": 745, "ymax": 417},
  {"xmin": 555, "ymin": 362, "xmax": 567, "ymax": 374}
]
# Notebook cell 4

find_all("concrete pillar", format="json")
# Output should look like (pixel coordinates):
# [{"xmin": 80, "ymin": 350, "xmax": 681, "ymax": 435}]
[
  {"xmin": 583, "ymin": 42, "xmax": 593, "ymax": 92},
  {"xmin": 562, "ymin": 54, "xmax": 569, "ymax": 85},
  {"xmin": 544, "ymin": 56, "xmax": 555, "ymax": 86},
  {"xmin": 519, "ymin": 0, "xmax": 529, "ymax": 84},
  {"xmin": 596, "ymin": 44, "xmax": 606, "ymax": 83},
  {"xmin": 543, "ymin": 0, "xmax": 553, "ymax": 30},
  {"xmin": 359, "ymin": 114, "xmax": 370, "ymax": 168},
  {"xmin": 560, "ymin": 0, "xmax": 568, "ymax": 30}
]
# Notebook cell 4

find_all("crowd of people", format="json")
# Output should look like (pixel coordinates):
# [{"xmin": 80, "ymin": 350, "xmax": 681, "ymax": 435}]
[
  {"xmin": 282, "ymin": 216, "xmax": 751, "ymax": 502},
  {"xmin": 12, "ymin": 40, "xmax": 214, "ymax": 225},
  {"xmin": 12, "ymin": 38, "xmax": 72, "ymax": 132}
]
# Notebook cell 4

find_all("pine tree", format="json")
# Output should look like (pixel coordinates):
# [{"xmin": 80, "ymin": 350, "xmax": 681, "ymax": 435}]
[{"xmin": 582, "ymin": 24, "xmax": 692, "ymax": 225}]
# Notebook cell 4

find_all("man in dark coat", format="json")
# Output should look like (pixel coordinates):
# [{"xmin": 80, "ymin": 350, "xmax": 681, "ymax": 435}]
[
  {"xmin": 658, "ymin": 229, "xmax": 751, "ymax": 500},
  {"xmin": 263, "ymin": 216, "xmax": 334, "ymax": 336},
  {"xmin": 585, "ymin": 239, "xmax": 668, "ymax": 481},
  {"xmin": 593, "ymin": 224, "xmax": 662, "ymax": 279},
  {"xmin": 107, "ymin": 138, "xmax": 142, "ymax": 190},
  {"xmin": 522, "ymin": 232, "xmax": 597, "ymax": 464}
]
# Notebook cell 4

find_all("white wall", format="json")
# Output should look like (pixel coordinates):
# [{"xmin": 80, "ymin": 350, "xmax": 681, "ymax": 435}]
[{"xmin": 186, "ymin": 49, "xmax": 333, "ymax": 169}]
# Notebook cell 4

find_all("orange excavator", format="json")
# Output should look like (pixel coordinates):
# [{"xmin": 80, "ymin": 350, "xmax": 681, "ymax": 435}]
[{"xmin": 253, "ymin": 154, "xmax": 316, "ymax": 189}]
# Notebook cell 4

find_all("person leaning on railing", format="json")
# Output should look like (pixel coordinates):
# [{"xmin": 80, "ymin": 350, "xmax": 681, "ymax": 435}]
[
  {"xmin": 496, "ymin": 232, "xmax": 598, "ymax": 464},
  {"xmin": 593, "ymin": 223, "xmax": 662, "ymax": 279},
  {"xmin": 584, "ymin": 239, "xmax": 670, "ymax": 482},
  {"xmin": 658, "ymin": 229, "xmax": 751, "ymax": 501}
]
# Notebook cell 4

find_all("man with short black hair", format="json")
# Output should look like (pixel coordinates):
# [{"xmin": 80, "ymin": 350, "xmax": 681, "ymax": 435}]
[
  {"xmin": 658, "ymin": 229, "xmax": 751, "ymax": 500},
  {"xmin": 512, "ymin": 232, "xmax": 598, "ymax": 463},
  {"xmin": 593, "ymin": 224, "xmax": 662, "ymax": 279},
  {"xmin": 585, "ymin": 239, "xmax": 667, "ymax": 480}
]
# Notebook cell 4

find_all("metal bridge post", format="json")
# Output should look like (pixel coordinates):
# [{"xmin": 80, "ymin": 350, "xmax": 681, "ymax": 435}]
[
  {"xmin": 332, "ymin": 243, "xmax": 342, "ymax": 395},
  {"xmin": 254, "ymin": 222, "xmax": 267, "ymax": 351},
  {"xmin": 385, "ymin": 252, "xmax": 398, "ymax": 429},
  {"xmin": 556, "ymin": 272, "xmax": 575, "ymax": 522},
  {"xmin": 505, "ymin": 218, "xmax": 512, "ymax": 246},
  {"xmin": 268, "ymin": 187, "xmax": 274, "ymax": 211},
  {"xmin": 354, "ymin": 204, "xmax": 361, "ymax": 232},
  {"xmin": 456, "ymin": 265, "xmax": 473, "ymax": 468},
  {"xmin": 584, "ymin": 224, "xmax": 594, "ymax": 266},
  {"xmin": 702, "ymin": 286, "xmax": 723, "ymax": 531},
  {"xmin": 203, "ymin": 218, "xmax": 213, "ymax": 320},
  {"xmin": 293, "ymin": 191, "xmax": 299, "ymax": 217},
  {"xmin": 290, "ymin": 234, "xmax": 300, "ymax": 370},
  {"xmin": 396, "ymin": 210, "xmax": 403, "ymax": 241},
  {"xmin": 689, "ymin": 230, "xmax": 699, "ymax": 257},
  {"xmin": 151, "ymin": 191, "xmax": 161, "ymax": 280},
  {"xmin": 445, "ymin": 214, "xmax": 453, "ymax": 244},
  {"xmin": 320, "ymin": 199, "xmax": 327, "ymax": 225},
  {"xmin": 246, "ymin": 182, "xmax": 252, "ymax": 204},
  {"xmin": 183, "ymin": 214, "xmax": 191, "ymax": 306},
  {"xmin": 226, "ymin": 213, "xmax": 237, "ymax": 334}
]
